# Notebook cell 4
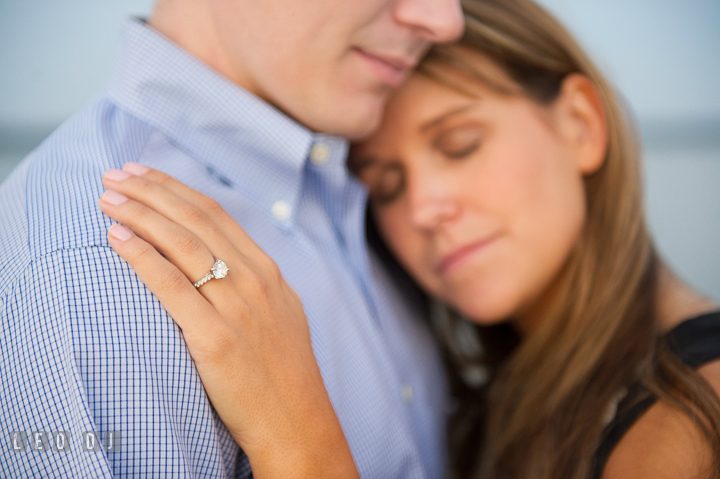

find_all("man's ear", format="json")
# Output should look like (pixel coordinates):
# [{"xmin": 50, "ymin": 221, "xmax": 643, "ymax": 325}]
[{"xmin": 554, "ymin": 74, "xmax": 609, "ymax": 175}]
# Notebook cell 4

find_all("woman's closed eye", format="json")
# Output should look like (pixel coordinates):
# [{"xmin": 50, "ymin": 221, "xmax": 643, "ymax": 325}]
[
  {"xmin": 366, "ymin": 163, "xmax": 406, "ymax": 206},
  {"xmin": 434, "ymin": 125, "xmax": 483, "ymax": 159}
]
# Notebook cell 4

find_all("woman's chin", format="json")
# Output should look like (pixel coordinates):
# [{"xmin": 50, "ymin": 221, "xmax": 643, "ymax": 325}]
[
  {"xmin": 449, "ymin": 295, "xmax": 518, "ymax": 327},
  {"xmin": 437, "ymin": 275, "xmax": 521, "ymax": 324}
]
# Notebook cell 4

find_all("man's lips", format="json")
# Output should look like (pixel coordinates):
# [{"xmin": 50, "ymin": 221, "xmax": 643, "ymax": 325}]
[
  {"xmin": 353, "ymin": 48, "xmax": 416, "ymax": 87},
  {"xmin": 436, "ymin": 236, "xmax": 499, "ymax": 276}
]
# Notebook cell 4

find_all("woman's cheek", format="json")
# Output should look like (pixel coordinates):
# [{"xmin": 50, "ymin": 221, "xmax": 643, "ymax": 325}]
[
  {"xmin": 375, "ymin": 207, "xmax": 423, "ymax": 270},
  {"xmin": 462, "ymin": 130, "xmax": 576, "ymax": 317},
  {"xmin": 509, "ymin": 153, "xmax": 588, "ymax": 317}
]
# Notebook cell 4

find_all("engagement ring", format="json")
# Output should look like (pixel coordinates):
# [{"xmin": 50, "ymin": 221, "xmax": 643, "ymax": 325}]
[{"xmin": 193, "ymin": 258, "xmax": 229, "ymax": 288}]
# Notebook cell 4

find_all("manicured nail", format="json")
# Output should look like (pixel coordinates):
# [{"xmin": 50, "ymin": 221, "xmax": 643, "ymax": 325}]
[
  {"xmin": 108, "ymin": 224, "xmax": 132, "ymax": 242},
  {"xmin": 104, "ymin": 169, "xmax": 130, "ymax": 182},
  {"xmin": 123, "ymin": 162, "xmax": 150, "ymax": 175},
  {"xmin": 101, "ymin": 190, "xmax": 129, "ymax": 205}
]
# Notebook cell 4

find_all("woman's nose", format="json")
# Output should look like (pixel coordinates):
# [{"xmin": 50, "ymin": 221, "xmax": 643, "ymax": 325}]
[{"xmin": 408, "ymin": 176, "xmax": 461, "ymax": 230}]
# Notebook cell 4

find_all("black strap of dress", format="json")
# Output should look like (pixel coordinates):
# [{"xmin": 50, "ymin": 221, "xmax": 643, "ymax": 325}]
[{"xmin": 591, "ymin": 311, "xmax": 720, "ymax": 479}]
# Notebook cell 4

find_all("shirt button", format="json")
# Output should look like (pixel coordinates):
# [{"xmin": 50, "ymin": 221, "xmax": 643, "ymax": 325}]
[
  {"xmin": 271, "ymin": 200, "xmax": 291, "ymax": 220},
  {"xmin": 402, "ymin": 384, "xmax": 414, "ymax": 404},
  {"xmin": 309, "ymin": 143, "xmax": 330, "ymax": 165}
]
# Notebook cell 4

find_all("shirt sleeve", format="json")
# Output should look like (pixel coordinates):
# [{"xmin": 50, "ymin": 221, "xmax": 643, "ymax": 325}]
[{"xmin": 0, "ymin": 246, "xmax": 248, "ymax": 478}]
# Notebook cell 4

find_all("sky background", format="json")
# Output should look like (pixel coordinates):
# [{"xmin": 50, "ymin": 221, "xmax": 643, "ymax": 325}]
[
  {"xmin": 1, "ymin": 0, "xmax": 719, "ymax": 299},
  {"xmin": 1, "ymin": 0, "xmax": 719, "ymax": 126}
]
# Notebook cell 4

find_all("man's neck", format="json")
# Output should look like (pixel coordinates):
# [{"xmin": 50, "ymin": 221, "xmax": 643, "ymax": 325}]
[{"xmin": 147, "ymin": 0, "xmax": 258, "ymax": 97}]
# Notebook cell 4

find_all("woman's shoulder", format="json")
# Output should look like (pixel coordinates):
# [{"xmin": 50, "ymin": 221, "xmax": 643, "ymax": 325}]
[
  {"xmin": 601, "ymin": 336, "xmax": 720, "ymax": 479},
  {"xmin": 601, "ymin": 378, "xmax": 715, "ymax": 479}
]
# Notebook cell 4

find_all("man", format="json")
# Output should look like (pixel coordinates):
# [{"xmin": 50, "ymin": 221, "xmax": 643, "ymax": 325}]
[{"xmin": 0, "ymin": 0, "xmax": 463, "ymax": 476}]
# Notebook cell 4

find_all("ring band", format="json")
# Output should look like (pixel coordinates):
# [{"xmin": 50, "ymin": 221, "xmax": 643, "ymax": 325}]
[{"xmin": 193, "ymin": 258, "xmax": 229, "ymax": 288}]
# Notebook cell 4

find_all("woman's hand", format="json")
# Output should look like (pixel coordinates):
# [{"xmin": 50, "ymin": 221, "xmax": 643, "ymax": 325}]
[{"xmin": 99, "ymin": 162, "xmax": 359, "ymax": 479}]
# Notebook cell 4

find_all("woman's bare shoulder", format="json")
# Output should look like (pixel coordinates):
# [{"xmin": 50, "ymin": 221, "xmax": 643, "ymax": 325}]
[{"xmin": 601, "ymin": 359, "xmax": 720, "ymax": 479}]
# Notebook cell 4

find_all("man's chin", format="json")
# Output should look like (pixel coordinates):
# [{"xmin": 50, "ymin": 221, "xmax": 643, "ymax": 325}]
[
  {"xmin": 338, "ymin": 116, "xmax": 384, "ymax": 141},
  {"xmin": 315, "ymin": 100, "xmax": 388, "ymax": 140}
]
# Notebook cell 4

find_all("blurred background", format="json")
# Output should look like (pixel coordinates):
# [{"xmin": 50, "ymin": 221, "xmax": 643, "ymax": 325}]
[{"xmin": 1, "ymin": 0, "xmax": 719, "ymax": 300}]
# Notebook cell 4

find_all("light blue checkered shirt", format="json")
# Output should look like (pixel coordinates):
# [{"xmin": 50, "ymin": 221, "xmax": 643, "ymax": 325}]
[{"xmin": 0, "ymin": 18, "xmax": 448, "ymax": 478}]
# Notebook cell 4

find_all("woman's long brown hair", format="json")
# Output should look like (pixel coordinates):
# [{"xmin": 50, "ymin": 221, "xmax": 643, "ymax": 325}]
[{"xmin": 413, "ymin": 1, "xmax": 720, "ymax": 477}]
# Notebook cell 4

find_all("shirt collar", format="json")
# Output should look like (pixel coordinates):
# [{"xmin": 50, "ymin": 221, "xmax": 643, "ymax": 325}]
[{"xmin": 105, "ymin": 18, "xmax": 349, "ymax": 227}]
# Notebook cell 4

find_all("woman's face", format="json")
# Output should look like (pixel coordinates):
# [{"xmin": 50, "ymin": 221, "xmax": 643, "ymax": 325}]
[{"xmin": 351, "ymin": 58, "xmax": 606, "ymax": 329}]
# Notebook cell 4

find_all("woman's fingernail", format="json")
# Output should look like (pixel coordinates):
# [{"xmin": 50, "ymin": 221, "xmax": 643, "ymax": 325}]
[
  {"xmin": 123, "ymin": 162, "xmax": 150, "ymax": 175},
  {"xmin": 108, "ymin": 224, "xmax": 132, "ymax": 242},
  {"xmin": 104, "ymin": 169, "xmax": 130, "ymax": 182},
  {"xmin": 101, "ymin": 190, "xmax": 129, "ymax": 205}
]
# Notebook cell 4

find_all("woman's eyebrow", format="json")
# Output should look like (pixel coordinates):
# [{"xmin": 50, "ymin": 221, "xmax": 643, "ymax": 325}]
[{"xmin": 420, "ymin": 104, "xmax": 477, "ymax": 132}]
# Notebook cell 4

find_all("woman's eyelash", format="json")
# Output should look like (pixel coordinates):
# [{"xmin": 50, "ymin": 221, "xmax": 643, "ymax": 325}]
[
  {"xmin": 370, "ymin": 165, "xmax": 405, "ymax": 205},
  {"xmin": 373, "ymin": 189, "xmax": 403, "ymax": 205},
  {"xmin": 444, "ymin": 141, "xmax": 481, "ymax": 159},
  {"xmin": 434, "ymin": 125, "xmax": 484, "ymax": 159}
]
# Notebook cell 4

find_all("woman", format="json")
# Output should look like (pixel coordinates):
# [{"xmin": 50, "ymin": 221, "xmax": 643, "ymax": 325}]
[{"xmin": 98, "ymin": 0, "xmax": 720, "ymax": 477}]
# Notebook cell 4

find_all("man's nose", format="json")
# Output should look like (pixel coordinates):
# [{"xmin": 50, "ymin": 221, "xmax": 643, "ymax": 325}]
[{"xmin": 394, "ymin": 0, "xmax": 465, "ymax": 44}]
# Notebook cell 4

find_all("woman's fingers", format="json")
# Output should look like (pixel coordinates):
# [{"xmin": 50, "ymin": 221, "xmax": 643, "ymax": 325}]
[
  {"xmin": 119, "ymin": 163, "xmax": 265, "ymax": 258},
  {"xmin": 102, "ymin": 169, "xmax": 240, "ymax": 261},
  {"xmin": 106, "ymin": 223, "xmax": 218, "ymax": 334},
  {"xmin": 99, "ymin": 188, "xmax": 218, "ymax": 286},
  {"xmin": 99, "ymin": 185, "xmax": 253, "ymax": 312}
]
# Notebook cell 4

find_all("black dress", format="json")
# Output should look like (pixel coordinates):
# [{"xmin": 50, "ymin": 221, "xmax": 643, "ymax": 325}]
[{"xmin": 591, "ymin": 311, "xmax": 720, "ymax": 479}]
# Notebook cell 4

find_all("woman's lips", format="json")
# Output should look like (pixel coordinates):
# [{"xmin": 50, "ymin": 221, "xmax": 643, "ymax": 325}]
[
  {"xmin": 353, "ymin": 48, "xmax": 413, "ymax": 87},
  {"xmin": 436, "ymin": 236, "xmax": 499, "ymax": 276}
]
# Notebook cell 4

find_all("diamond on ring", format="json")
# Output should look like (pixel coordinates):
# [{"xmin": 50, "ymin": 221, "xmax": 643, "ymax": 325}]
[{"xmin": 193, "ymin": 259, "xmax": 229, "ymax": 288}]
